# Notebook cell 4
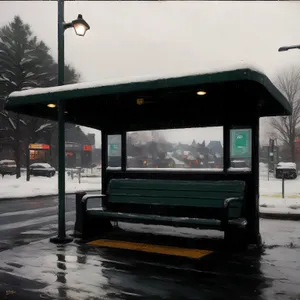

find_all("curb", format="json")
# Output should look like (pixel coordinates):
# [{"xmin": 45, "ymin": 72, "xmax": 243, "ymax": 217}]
[
  {"xmin": 259, "ymin": 212, "xmax": 300, "ymax": 221},
  {"xmin": 261, "ymin": 194, "xmax": 300, "ymax": 199},
  {"xmin": 0, "ymin": 189, "xmax": 101, "ymax": 202}
]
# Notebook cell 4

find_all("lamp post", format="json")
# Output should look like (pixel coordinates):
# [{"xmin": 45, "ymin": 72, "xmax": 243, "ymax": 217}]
[
  {"xmin": 50, "ymin": 0, "xmax": 90, "ymax": 244},
  {"xmin": 278, "ymin": 44, "xmax": 300, "ymax": 52}
]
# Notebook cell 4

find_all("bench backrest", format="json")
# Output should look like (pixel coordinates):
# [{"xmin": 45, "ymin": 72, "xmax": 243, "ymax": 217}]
[{"xmin": 107, "ymin": 179, "xmax": 245, "ymax": 219}]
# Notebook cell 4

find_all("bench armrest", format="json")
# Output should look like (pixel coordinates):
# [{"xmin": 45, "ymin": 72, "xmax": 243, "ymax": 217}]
[
  {"xmin": 81, "ymin": 194, "xmax": 107, "ymax": 211},
  {"xmin": 223, "ymin": 197, "xmax": 243, "ymax": 227},
  {"xmin": 224, "ymin": 197, "xmax": 242, "ymax": 208}
]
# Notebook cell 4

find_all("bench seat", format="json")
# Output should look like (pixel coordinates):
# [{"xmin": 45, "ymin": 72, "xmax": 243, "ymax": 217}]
[
  {"xmin": 87, "ymin": 209, "xmax": 247, "ymax": 229},
  {"xmin": 78, "ymin": 179, "xmax": 248, "ymax": 248}
]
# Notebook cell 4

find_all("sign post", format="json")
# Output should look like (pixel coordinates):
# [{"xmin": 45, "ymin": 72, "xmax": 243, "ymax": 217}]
[{"xmin": 268, "ymin": 138, "xmax": 275, "ymax": 181}]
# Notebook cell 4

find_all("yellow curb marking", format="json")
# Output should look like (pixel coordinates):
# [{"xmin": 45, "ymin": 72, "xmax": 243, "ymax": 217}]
[
  {"xmin": 88, "ymin": 239, "xmax": 213, "ymax": 259},
  {"xmin": 261, "ymin": 194, "xmax": 300, "ymax": 198}
]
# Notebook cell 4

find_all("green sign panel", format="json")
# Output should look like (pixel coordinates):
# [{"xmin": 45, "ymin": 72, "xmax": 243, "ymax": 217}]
[
  {"xmin": 110, "ymin": 144, "xmax": 118, "ymax": 151},
  {"xmin": 108, "ymin": 135, "xmax": 121, "ymax": 157},
  {"xmin": 230, "ymin": 129, "xmax": 251, "ymax": 158},
  {"xmin": 109, "ymin": 143, "xmax": 119, "ymax": 156}
]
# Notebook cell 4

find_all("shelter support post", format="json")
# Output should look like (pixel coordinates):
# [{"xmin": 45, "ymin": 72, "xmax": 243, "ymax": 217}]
[
  {"xmin": 247, "ymin": 118, "xmax": 261, "ymax": 246},
  {"xmin": 101, "ymin": 132, "xmax": 108, "ymax": 208},
  {"xmin": 223, "ymin": 124, "xmax": 230, "ymax": 170},
  {"xmin": 121, "ymin": 132, "xmax": 127, "ymax": 172}
]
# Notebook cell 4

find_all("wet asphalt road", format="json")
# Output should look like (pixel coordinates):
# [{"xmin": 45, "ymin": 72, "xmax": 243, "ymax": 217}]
[
  {"xmin": 0, "ymin": 194, "xmax": 100, "ymax": 251},
  {"xmin": 0, "ymin": 197, "xmax": 300, "ymax": 300}
]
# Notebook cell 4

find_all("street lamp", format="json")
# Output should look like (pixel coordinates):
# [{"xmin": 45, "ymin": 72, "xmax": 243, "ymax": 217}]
[
  {"xmin": 50, "ymin": 0, "xmax": 90, "ymax": 244},
  {"xmin": 65, "ymin": 14, "xmax": 90, "ymax": 37},
  {"xmin": 278, "ymin": 44, "xmax": 300, "ymax": 52}
]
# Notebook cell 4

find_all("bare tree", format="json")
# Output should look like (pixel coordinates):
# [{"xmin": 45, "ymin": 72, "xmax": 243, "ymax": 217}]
[{"xmin": 271, "ymin": 67, "xmax": 300, "ymax": 162}]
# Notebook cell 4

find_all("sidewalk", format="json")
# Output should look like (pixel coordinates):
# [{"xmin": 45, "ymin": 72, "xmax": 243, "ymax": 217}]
[
  {"xmin": 0, "ymin": 219, "xmax": 299, "ymax": 300},
  {"xmin": 0, "ymin": 175, "xmax": 101, "ymax": 199}
]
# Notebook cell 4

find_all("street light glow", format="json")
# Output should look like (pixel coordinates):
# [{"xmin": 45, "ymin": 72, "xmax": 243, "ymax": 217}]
[
  {"xmin": 197, "ymin": 91, "xmax": 206, "ymax": 96},
  {"xmin": 73, "ymin": 24, "xmax": 86, "ymax": 36},
  {"xmin": 72, "ymin": 14, "xmax": 90, "ymax": 37}
]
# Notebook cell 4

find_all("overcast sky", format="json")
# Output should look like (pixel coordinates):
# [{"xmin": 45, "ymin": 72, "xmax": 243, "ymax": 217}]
[{"xmin": 1, "ymin": 1, "xmax": 300, "ymax": 146}]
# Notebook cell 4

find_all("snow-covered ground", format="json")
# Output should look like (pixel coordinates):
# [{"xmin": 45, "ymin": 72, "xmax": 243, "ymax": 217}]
[
  {"xmin": 259, "ymin": 197, "xmax": 300, "ymax": 215},
  {"xmin": 1, "ymin": 163, "xmax": 300, "ymax": 216},
  {"xmin": 0, "ymin": 174, "xmax": 100, "ymax": 199},
  {"xmin": 259, "ymin": 177, "xmax": 300, "ymax": 215},
  {"xmin": 257, "ymin": 162, "xmax": 300, "ymax": 215}
]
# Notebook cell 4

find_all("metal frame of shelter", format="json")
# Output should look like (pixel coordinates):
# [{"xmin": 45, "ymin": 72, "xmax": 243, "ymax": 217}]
[{"xmin": 6, "ymin": 67, "xmax": 291, "ymax": 246}]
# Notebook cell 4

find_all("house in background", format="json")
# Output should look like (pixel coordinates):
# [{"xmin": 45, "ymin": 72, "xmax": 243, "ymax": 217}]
[{"xmin": 207, "ymin": 141, "xmax": 223, "ymax": 168}]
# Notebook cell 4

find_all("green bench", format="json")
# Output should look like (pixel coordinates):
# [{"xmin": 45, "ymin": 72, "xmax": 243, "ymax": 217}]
[{"xmin": 80, "ymin": 179, "xmax": 247, "ymax": 246}]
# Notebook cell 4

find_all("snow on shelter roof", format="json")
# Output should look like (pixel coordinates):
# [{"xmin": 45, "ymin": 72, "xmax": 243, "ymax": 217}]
[{"xmin": 5, "ymin": 66, "xmax": 291, "ymax": 131}]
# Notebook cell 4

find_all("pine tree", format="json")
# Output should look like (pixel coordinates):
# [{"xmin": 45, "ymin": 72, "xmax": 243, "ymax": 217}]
[{"xmin": 0, "ymin": 16, "xmax": 80, "ymax": 178}]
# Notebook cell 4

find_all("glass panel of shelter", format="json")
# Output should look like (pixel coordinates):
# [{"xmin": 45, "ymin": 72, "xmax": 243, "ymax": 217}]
[
  {"xmin": 126, "ymin": 127, "xmax": 224, "ymax": 171},
  {"xmin": 106, "ymin": 128, "xmax": 252, "ymax": 172}
]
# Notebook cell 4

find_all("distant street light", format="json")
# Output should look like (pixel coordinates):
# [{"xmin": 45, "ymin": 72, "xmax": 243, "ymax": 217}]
[
  {"xmin": 50, "ymin": 0, "xmax": 90, "ymax": 245},
  {"xmin": 278, "ymin": 44, "xmax": 300, "ymax": 52}
]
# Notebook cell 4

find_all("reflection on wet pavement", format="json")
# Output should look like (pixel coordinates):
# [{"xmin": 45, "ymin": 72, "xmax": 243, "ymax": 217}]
[{"xmin": 0, "ymin": 218, "xmax": 299, "ymax": 300}]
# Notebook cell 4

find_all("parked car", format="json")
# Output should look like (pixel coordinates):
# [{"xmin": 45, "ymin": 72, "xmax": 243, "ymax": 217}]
[
  {"xmin": 275, "ymin": 162, "xmax": 297, "ymax": 179},
  {"xmin": 231, "ymin": 160, "xmax": 249, "ymax": 168},
  {"xmin": 29, "ymin": 163, "xmax": 56, "ymax": 177},
  {"xmin": 0, "ymin": 159, "xmax": 17, "ymax": 176}
]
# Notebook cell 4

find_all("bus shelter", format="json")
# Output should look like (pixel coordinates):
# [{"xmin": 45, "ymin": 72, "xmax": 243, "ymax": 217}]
[{"xmin": 6, "ymin": 67, "xmax": 291, "ymax": 246}]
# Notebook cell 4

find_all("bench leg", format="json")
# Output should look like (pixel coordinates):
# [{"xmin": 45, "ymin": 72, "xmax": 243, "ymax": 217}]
[
  {"xmin": 224, "ymin": 227, "xmax": 248, "ymax": 251},
  {"xmin": 74, "ymin": 192, "xmax": 86, "ymax": 238},
  {"xmin": 82, "ymin": 216, "xmax": 113, "ymax": 240}
]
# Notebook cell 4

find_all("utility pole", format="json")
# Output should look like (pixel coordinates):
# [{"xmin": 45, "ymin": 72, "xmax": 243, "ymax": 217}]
[
  {"xmin": 49, "ymin": 0, "xmax": 89, "ymax": 244},
  {"xmin": 50, "ymin": 0, "xmax": 70, "ymax": 244}
]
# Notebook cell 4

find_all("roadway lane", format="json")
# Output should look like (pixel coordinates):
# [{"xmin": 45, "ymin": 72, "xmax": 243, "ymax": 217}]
[{"xmin": 0, "ymin": 194, "xmax": 100, "ymax": 251}]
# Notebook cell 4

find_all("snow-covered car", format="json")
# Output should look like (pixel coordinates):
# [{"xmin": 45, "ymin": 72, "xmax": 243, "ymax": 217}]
[
  {"xmin": 0, "ymin": 159, "xmax": 17, "ymax": 176},
  {"xmin": 29, "ymin": 163, "xmax": 56, "ymax": 177},
  {"xmin": 275, "ymin": 162, "xmax": 297, "ymax": 179},
  {"xmin": 231, "ymin": 160, "xmax": 249, "ymax": 168}
]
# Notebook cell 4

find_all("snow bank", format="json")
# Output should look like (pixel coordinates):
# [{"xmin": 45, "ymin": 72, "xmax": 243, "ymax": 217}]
[
  {"xmin": 0, "ymin": 174, "xmax": 100, "ymax": 199},
  {"xmin": 260, "ymin": 177, "xmax": 300, "ymax": 196},
  {"xmin": 276, "ymin": 162, "xmax": 297, "ymax": 169},
  {"xmin": 259, "ymin": 170, "xmax": 300, "ymax": 214},
  {"xmin": 80, "ymin": 167, "xmax": 101, "ymax": 178},
  {"xmin": 260, "ymin": 196, "xmax": 300, "ymax": 215}
]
